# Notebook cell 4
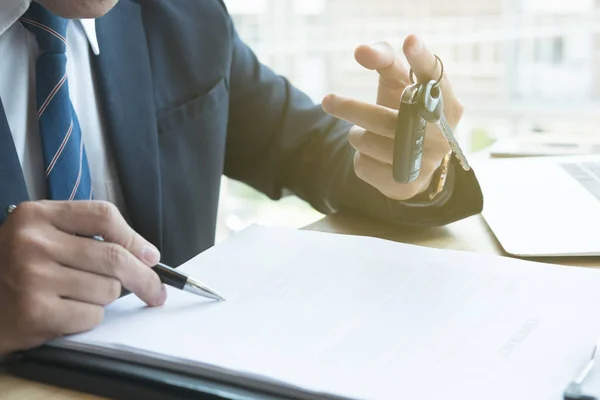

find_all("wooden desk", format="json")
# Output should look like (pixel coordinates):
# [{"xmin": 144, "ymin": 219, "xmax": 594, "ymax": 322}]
[
  {"xmin": 308, "ymin": 213, "xmax": 600, "ymax": 269},
  {"xmin": 2, "ymin": 213, "xmax": 599, "ymax": 399}
]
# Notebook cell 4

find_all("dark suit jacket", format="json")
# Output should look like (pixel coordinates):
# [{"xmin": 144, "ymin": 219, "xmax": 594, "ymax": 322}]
[{"xmin": 0, "ymin": 0, "xmax": 483, "ymax": 267}]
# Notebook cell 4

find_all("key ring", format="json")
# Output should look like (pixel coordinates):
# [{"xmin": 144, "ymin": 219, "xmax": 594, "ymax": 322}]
[{"xmin": 409, "ymin": 54, "xmax": 444, "ymax": 90}]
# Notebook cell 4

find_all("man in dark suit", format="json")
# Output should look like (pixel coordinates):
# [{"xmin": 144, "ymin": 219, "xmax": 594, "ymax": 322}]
[{"xmin": 0, "ymin": 0, "xmax": 483, "ymax": 355}]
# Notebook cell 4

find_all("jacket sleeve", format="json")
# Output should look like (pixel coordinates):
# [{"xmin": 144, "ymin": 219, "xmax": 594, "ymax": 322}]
[{"xmin": 223, "ymin": 28, "xmax": 483, "ymax": 227}]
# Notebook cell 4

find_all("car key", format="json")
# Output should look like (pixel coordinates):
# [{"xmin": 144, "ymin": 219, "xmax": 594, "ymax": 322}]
[
  {"xmin": 392, "ymin": 82, "xmax": 427, "ymax": 184},
  {"xmin": 416, "ymin": 79, "xmax": 471, "ymax": 172},
  {"xmin": 392, "ymin": 55, "xmax": 471, "ymax": 184}
]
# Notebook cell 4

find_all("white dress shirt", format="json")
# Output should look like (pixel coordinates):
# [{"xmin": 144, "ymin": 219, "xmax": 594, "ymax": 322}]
[{"xmin": 0, "ymin": 0, "xmax": 127, "ymax": 212}]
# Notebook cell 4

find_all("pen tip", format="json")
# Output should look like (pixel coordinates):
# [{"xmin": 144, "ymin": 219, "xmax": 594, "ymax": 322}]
[
  {"xmin": 206, "ymin": 290, "xmax": 225, "ymax": 302},
  {"xmin": 184, "ymin": 277, "xmax": 226, "ymax": 302}
]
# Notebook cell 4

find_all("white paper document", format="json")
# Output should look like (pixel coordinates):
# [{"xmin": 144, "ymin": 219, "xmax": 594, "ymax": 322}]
[{"xmin": 52, "ymin": 225, "xmax": 600, "ymax": 399}]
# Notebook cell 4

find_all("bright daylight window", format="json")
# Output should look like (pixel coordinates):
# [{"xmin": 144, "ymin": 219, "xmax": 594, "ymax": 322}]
[{"xmin": 216, "ymin": 0, "xmax": 600, "ymax": 241}]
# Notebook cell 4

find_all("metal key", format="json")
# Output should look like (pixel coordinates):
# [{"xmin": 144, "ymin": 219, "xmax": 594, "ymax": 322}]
[{"xmin": 415, "ymin": 79, "xmax": 471, "ymax": 172}]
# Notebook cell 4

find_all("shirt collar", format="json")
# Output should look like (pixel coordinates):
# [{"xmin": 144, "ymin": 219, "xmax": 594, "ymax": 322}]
[
  {"xmin": 79, "ymin": 19, "xmax": 100, "ymax": 56},
  {"xmin": 0, "ymin": 0, "xmax": 100, "ymax": 55},
  {"xmin": 0, "ymin": 0, "xmax": 29, "ymax": 36}
]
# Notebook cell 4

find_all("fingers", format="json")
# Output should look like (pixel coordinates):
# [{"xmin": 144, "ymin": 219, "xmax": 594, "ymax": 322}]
[
  {"xmin": 49, "ymin": 264, "xmax": 122, "ymax": 306},
  {"xmin": 322, "ymin": 94, "xmax": 396, "ymax": 139},
  {"xmin": 52, "ymin": 231, "xmax": 166, "ymax": 307},
  {"xmin": 354, "ymin": 152, "xmax": 439, "ymax": 200},
  {"xmin": 402, "ymin": 35, "xmax": 462, "ymax": 125},
  {"xmin": 43, "ymin": 200, "xmax": 160, "ymax": 267},
  {"xmin": 8, "ymin": 201, "xmax": 165, "ymax": 307},
  {"xmin": 9, "ymin": 295, "xmax": 104, "ymax": 347},
  {"xmin": 355, "ymin": 42, "xmax": 410, "ymax": 109},
  {"xmin": 51, "ymin": 299, "xmax": 105, "ymax": 336},
  {"xmin": 349, "ymin": 124, "xmax": 448, "ymax": 168},
  {"xmin": 348, "ymin": 126, "xmax": 393, "ymax": 165},
  {"xmin": 402, "ymin": 34, "xmax": 440, "ymax": 84},
  {"xmin": 355, "ymin": 42, "xmax": 409, "ymax": 80}
]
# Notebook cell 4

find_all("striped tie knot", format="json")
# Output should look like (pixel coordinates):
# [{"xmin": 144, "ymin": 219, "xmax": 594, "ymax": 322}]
[{"xmin": 20, "ymin": 2, "xmax": 67, "ymax": 54}]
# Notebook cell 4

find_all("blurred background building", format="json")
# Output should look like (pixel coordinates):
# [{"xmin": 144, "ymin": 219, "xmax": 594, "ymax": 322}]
[{"xmin": 216, "ymin": 0, "xmax": 600, "ymax": 240}]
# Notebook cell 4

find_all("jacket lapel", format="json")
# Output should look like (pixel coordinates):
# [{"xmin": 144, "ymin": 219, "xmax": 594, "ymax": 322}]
[
  {"xmin": 0, "ymin": 97, "xmax": 29, "ymax": 224},
  {"xmin": 93, "ymin": 1, "xmax": 163, "ymax": 249}
]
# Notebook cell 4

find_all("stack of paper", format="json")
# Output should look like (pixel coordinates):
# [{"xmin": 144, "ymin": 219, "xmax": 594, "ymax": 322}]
[{"xmin": 51, "ymin": 225, "xmax": 600, "ymax": 399}]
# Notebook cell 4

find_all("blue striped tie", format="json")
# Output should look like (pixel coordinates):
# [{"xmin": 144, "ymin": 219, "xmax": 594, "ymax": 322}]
[{"xmin": 20, "ymin": 3, "xmax": 92, "ymax": 201}]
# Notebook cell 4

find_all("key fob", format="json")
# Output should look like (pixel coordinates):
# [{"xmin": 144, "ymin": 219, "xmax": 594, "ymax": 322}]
[{"xmin": 392, "ymin": 84, "xmax": 426, "ymax": 184}]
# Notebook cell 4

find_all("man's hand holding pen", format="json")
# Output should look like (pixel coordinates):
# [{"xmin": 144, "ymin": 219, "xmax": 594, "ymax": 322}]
[{"xmin": 0, "ymin": 201, "xmax": 166, "ymax": 356}]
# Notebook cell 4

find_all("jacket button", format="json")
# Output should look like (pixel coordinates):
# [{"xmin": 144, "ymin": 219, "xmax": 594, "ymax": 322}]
[{"xmin": 6, "ymin": 204, "xmax": 16, "ymax": 215}]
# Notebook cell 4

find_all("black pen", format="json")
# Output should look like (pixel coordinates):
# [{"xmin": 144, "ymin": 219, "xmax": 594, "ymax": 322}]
[{"xmin": 90, "ymin": 236, "xmax": 225, "ymax": 301}]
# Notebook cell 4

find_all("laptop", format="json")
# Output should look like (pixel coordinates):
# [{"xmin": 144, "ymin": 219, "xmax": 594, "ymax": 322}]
[{"xmin": 473, "ymin": 154, "xmax": 600, "ymax": 257}]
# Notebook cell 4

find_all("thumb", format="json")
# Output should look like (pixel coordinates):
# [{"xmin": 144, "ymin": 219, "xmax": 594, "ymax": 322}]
[{"xmin": 354, "ymin": 42, "xmax": 396, "ymax": 71}]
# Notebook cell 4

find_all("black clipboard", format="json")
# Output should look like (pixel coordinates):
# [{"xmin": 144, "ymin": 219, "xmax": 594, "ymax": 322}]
[{"xmin": 4, "ymin": 346, "xmax": 349, "ymax": 400}]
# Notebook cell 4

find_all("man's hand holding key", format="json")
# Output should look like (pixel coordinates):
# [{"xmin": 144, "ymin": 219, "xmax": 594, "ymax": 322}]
[{"xmin": 322, "ymin": 34, "xmax": 464, "ymax": 201}]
